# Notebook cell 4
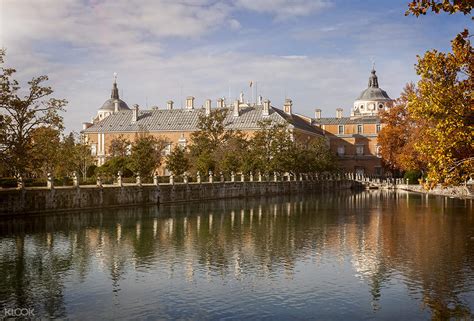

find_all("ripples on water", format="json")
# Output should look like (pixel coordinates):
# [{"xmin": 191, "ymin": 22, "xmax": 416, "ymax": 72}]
[{"xmin": 0, "ymin": 190, "xmax": 473, "ymax": 320}]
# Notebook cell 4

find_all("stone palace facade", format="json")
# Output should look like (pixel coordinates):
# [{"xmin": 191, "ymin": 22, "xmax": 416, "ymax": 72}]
[{"xmin": 81, "ymin": 69, "xmax": 393, "ymax": 176}]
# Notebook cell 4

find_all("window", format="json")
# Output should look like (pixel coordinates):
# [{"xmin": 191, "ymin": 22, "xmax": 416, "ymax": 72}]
[
  {"xmin": 376, "ymin": 124, "xmax": 381, "ymax": 133},
  {"xmin": 356, "ymin": 145, "xmax": 364, "ymax": 156},
  {"xmin": 178, "ymin": 138, "xmax": 187, "ymax": 149},
  {"xmin": 337, "ymin": 145, "xmax": 345, "ymax": 156},
  {"xmin": 375, "ymin": 167, "xmax": 382, "ymax": 176},
  {"xmin": 378, "ymin": 104, "xmax": 384, "ymax": 109},
  {"xmin": 91, "ymin": 144, "xmax": 97, "ymax": 156},
  {"xmin": 163, "ymin": 143, "xmax": 172, "ymax": 156},
  {"xmin": 338, "ymin": 125, "xmax": 344, "ymax": 135},
  {"xmin": 357, "ymin": 124, "xmax": 363, "ymax": 134}
]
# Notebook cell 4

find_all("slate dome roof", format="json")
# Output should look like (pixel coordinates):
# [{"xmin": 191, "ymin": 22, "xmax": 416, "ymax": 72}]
[
  {"xmin": 100, "ymin": 98, "xmax": 129, "ymax": 111},
  {"xmin": 99, "ymin": 78, "xmax": 130, "ymax": 111},
  {"xmin": 356, "ymin": 69, "xmax": 391, "ymax": 101}
]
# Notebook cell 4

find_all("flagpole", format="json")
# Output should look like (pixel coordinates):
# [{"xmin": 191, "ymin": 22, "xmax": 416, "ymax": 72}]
[
  {"xmin": 251, "ymin": 81, "xmax": 253, "ymax": 106},
  {"xmin": 255, "ymin": 81, "xmax": 258, "ymax": 105}
]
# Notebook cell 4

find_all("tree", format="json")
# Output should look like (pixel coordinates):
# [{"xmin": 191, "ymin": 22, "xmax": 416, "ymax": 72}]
[
  {"xmin": 0, "ymin": 49, "xmax": 67, "ymax": 177},
  {"xmin": 189, "ymin": 109, "xmax": 241, "ymax": 174},
  {"xmin": 108, "ymin": 135, "xmax": 131, "ymax": 158},
  {"xmin": 406, "ymin": 0, "xmax": 472, "ymax": 16},
  {"xmin": 165, "ymin": 146, "xmax": 190, "ymax": 176},
  {"xmin": 378, "ymin": 83, "xmax": 429, "ymax": 175},
  {"xmin": 29, "ymin": 126, "xmax": 61, "ymax": 177},
  {"xmin": 129, "ymin": 134, "xmax": 169, "ymax": 177},
  {"xmin": 407, "ymin": 33, "xmax": 473, "ymax": 186}
]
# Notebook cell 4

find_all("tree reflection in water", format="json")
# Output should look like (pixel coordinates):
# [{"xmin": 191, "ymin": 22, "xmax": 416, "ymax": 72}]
[{"xmin": 0, "ymin": 190, "xmax": 473, "ymax": 320}]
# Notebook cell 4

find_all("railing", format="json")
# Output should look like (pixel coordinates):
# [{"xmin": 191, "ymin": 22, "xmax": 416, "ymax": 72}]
[{"xmin": 8, "ymin": 171, "xmax": 407, "ymax": 190}]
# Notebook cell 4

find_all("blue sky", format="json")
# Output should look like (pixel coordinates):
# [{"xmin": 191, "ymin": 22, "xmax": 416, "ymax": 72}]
[{"xmin": 0, "ymin": 0, "xmax": 470, "ymax": 132}]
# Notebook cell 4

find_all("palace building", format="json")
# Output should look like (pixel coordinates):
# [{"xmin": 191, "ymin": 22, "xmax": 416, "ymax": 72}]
[
  {"xmin": 81, "ymin": 68, "xmax": 392, "ymax": 176},
  {"xmin": 81, "ymin": 78, "xmax": 324, "ymax": 174},
  {"xmin": 312, "ymin": 68, "xmax": 393, "ymax": 176}
]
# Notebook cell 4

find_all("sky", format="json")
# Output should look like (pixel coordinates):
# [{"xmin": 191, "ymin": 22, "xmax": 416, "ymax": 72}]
[{"xmin": 0, "ymin": 0, "xmax": 470, "ymax": 132}]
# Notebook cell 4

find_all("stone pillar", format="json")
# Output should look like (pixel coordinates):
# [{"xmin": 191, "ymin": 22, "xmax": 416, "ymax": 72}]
[
  {"xmin": 136, "ymin": 173, "xmax": 142, "ymax": 186},
  {"xmin": 17, "ymin": 176, "xmax": 24, "ymax": 190},
  {"xmin": 169, "ymin": 174, "xmax": 174, "ymax": 185},
  {"xmin": 220, "ymin": 171, "xmax": 224, "ymax": 182},
  {"xmin": 274, "ymin": 172, "xmax": 278, "ymax": 182},
  {"xmin": 299, "ymin": 173, "xmax": 303, "ymax": 181},
  {"xmin": 72, "ymin": 171, "xmax": 79, "ymax": 187},
  {"xmin": 153, "ymin": 173, "xmax": 159, "ymax": 186},
  {"xmin": 96, "ymin": 175, "xmax": 102, "ymax": 188},
  {"xmin": 241, "ymin": 172, "xmax": 245, "ymax": 182},
  {"xmin": 47, "ymin": 173, "xmax": 54, "ymax": 189},
  {"xmin": 183, "ymin": 172, "xmax": 189, "ymax": 184},
  {"xmin": 117, "ymin": 171, "xmax": 123, "ymax": 187},
  {"xmin": 258, "ymin": 171, "xmax": 262, "ymax": 182},
  {"xmin": 209, "ymin": 171, "xmax": 213, "ymax": 183},
  {"xmin": 197, "ymin": 172, "xmax": 201, "ymax": 183},
  {"xmin": 231, "ymin": 171, "xmax": 235, "ymax": 182},
  {"xmin": 249, "ymin": 172, "xmax": 253, "ymax": 182}
]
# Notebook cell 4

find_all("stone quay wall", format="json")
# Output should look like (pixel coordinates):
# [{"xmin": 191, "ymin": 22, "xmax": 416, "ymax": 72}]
[{"xmin": 0, "ymin": 179, "xmax": 360, "ymax": 215}]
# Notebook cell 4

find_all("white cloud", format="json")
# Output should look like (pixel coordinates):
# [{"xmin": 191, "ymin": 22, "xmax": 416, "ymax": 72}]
[{"xmin": 235, "ymin": 0, "xmax": 331, "ymax": 19}]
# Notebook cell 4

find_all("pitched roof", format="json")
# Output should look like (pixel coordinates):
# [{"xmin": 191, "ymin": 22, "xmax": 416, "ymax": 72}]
[
  {"xmin": 314, "ymin": 116, "xmax": 380, "ymax": 125},
  {"xmin": 82, "ymin": 105, "xmax": 324, "ymax": 135}
]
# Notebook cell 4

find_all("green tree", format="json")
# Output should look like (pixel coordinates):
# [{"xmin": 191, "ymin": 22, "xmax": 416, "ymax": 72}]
[
  {"xmin": 29, "ymin": 126, "xmax": 61, "ymax": 177},
  {"xmin": 165, "ymin": 146, "xmax": 190, "ymax": 176},
  {"xmin": 189, "ymin": 109, "xmax": 240, "ymax": 174},
  {"xmin": 129, "ymin": 134, "xmax": 168, "ymax": 177},
  {"xmin": 0, "ymin": 49, "xmax": 67, "ymax": 177},
  {"xmin": 108, "ymin": 135, "xmax": 131, "ymax": 158}
]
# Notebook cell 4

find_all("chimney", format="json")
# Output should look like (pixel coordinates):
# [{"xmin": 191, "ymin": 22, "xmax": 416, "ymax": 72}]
[
  {"xmin": 205, "ymin": 99, "xmax": 212, "ymax": 116},
  {"xmin": 336, "ymin": 108, "xmax": 343, "ymax": 119},
  {"xmin": 167, "ymin": 100, "xmax": 174, "ymax": 110},
  {"xmin": 217, "ymin": 98, "xmax": 224, "ymax": 108},
  {"xmin": 82, "ymin": 122, "xmax": 92, "ymax": 130},
  {"xmin": 263, "ymin": 99, "xmax": 270, "ymax": 116},
  {"xmin": 284, "ymin": 98, "xmax": 293, "ymax": 115},
  {"xmin": 186, "ymin": 96, "xmax": 194, "ymax": 110},
  {"xmin": 233, "ymin": 100, "xmax": 240, "ymax": 117},
  {"xmin": 315, "ymin": 108, "xmax": 321, "ymax": 119},
  {"xmin": 132, "ymin": 104, "xmax": 139, "ymax": 122},
  {"xmin": 114, "ymin": 100, "xmax": 119, "ymax": 113}
]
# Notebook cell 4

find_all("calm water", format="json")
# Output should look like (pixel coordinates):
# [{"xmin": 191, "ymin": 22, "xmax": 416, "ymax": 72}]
[{"xmin": 0, "ymin": 191, "xmax": 473, "ymax": 320}]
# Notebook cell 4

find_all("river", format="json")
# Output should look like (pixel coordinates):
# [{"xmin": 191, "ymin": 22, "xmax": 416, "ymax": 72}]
[{"xmin": 0, "ymin": 190, "xmax": 473, "ymax": 320}]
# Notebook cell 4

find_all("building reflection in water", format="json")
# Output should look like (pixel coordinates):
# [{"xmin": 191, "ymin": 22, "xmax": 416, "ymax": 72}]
[{"xmin": 0, "ymin": 191, "xmax": 473, "ymax": 319}]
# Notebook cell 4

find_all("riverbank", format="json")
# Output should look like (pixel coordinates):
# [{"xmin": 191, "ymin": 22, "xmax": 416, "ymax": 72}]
[
  {"xmin": 0, "ymin": 179, "xmax": 361, "ymax": 215},
  {"xmin": 400, "ymin": 184, "xmax": 474, "ymax": 199}
]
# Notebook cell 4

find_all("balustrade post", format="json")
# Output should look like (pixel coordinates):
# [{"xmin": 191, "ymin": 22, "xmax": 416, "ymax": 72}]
[
  {"xmin": 136, "ymin": 173, "xmax": 142, "ymax": 186},
  {"xmin": 249, "ymin": 172, "xmax": 253, "ymax": 182},
  {"xmin": 169, "ymin": 174, "xmax": 174, "ymax": 185},
  {"xmin": 184, "ymin": 172, "xmax": 189, "ymax": 184},
  {"xmin": 209, "ymin": 171, "xmax": 213, "ymax": 183},
  {"xmin": 153, "ymin": 173, "xmax": 159, "ymax": 186},
  {"xmin": 241, "ymin": 172, "xmax": 245, "ymax": 182},
  {"xmin": 196, "ymin": 171, "xmax": 201, "ymax": 184},
  {"xmin": 47, "ymin": 173, "xmax": 54, "ymax": 189},
  {"xmin": 96, "ymin": 175, "xmax": 102, "ymax": 188},
  {"xmin": 220, "ymin": 171, "xmax": 224, "ymax": 182},
  {"xmin": 17, "ymin": 175, "xmax": 24, "ymax": 190},
  {"xmin": 72, "ymin": 171, "xmax": 79, "ymax": 188},
  {"xmin": 258, "ymin": 171, "xmax": 262, "ymax": 182},
  {"xmin": 231, "ymin": 171, "xmax": 235, "ymax": 182},
  {"xmin": 274, "ymin": 172, "xmax": 278, "ymax": 182},
  {"xmin": 117, "ymin": 171, "xmax": 123, "ymax": 187}
]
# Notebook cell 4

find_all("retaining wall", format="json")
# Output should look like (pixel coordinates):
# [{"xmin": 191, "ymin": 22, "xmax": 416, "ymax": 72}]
[{"xmin": 0, "ymin": 180, "xmax": 359, "ymax": 215}]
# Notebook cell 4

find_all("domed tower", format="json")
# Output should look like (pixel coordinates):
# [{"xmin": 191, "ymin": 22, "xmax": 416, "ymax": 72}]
[
  {"xmin": 352, "ymin": 68, "xmax": 393, "ymax": 117},
  {"xmin": 97, "ymin": 73, "xmax": 130, "ymax": 121}
]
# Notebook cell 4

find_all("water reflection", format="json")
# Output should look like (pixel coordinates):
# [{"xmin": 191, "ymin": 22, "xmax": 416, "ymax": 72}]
[{"xmin": 0, "ymin": 191, "xmax": 473, "ymax": 320}]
